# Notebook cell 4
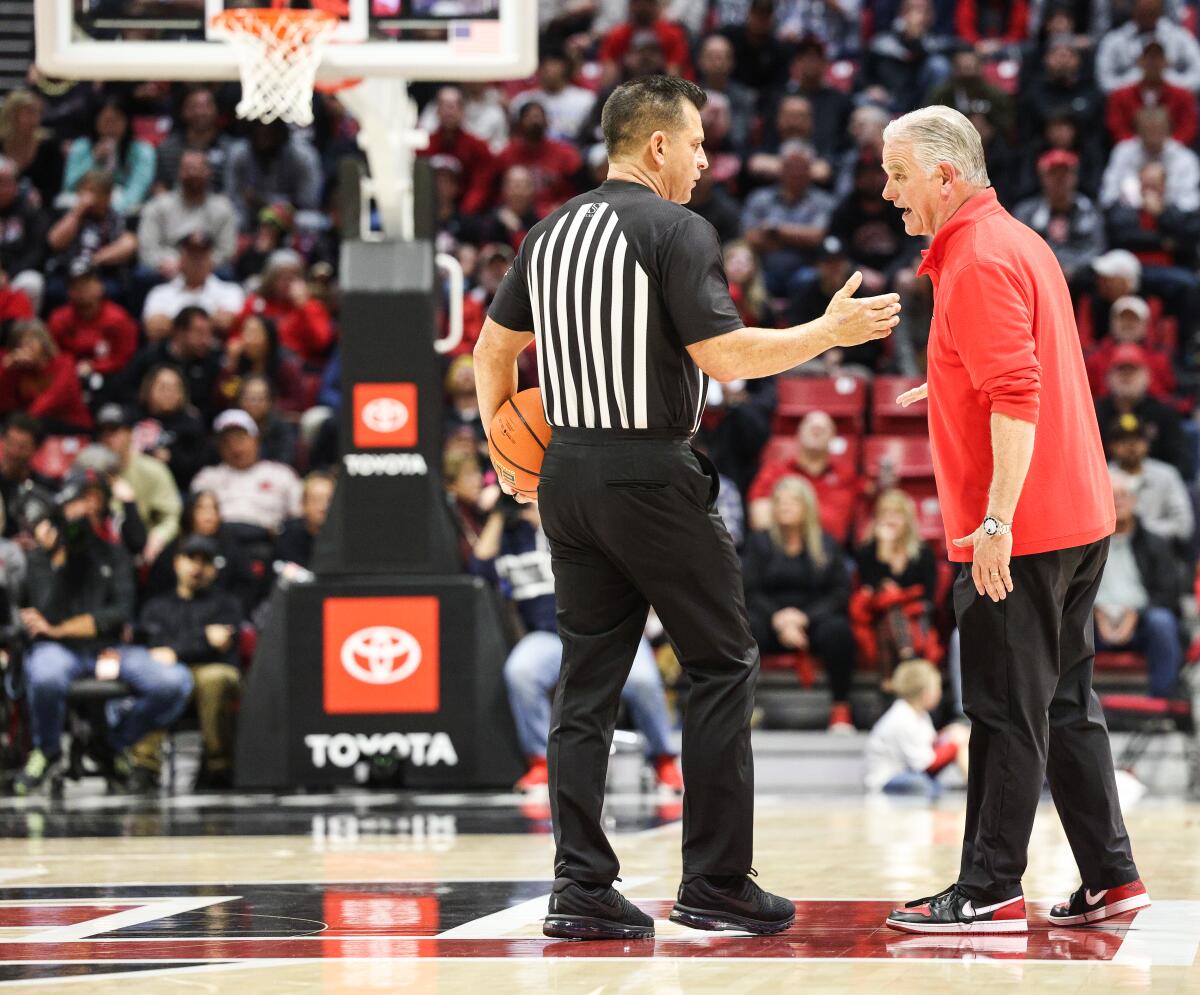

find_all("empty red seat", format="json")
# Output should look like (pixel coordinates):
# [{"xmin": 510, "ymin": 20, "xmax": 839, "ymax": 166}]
[
  {"xmin": 872, "ymin": 375, "xmax": 928, "ymax": 435},
  {"xmin": 1095, "ymin": 651, "xmax": 1145, "ymax": 673},
  {"xmin": 773, "ymin": 375, "xmax": 867, "ymax": 436},
  {"xmin": 761, "ymin": 652, "xmax": 816, "ymax": 688}
]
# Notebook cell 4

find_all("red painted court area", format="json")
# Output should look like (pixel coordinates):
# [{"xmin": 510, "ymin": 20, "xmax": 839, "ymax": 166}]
[{"xmin": 0, "ymin": 900, "xmax": 1139, "ymax": 963}]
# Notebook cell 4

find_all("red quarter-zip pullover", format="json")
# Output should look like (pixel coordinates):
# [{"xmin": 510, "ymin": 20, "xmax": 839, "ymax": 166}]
[{"xmin": 918, "ymin": 187, "xmax": 1114, "ymax": 562}]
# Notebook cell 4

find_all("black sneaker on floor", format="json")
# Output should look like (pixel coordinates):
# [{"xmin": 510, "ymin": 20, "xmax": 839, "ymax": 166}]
[
  {"xmin": 886, "ymin": 883, "xmax": 1027, "ymax": 934},
  {"xmin": 670, "ymin": 872, "xmax": 795, "ymax": 935},
  {"xmin": 543, "ymin": 878, "xmax": 655, "ymax": 941}
]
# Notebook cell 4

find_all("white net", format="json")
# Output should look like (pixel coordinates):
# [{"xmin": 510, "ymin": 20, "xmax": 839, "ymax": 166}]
[{"xmin": 212, "ymin": 9, "xmax": 339, "ymax": 127}]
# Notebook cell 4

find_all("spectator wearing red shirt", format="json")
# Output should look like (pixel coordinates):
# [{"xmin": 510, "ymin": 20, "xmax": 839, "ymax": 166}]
[
  {"xmin": 0, "ymin": 319, "xmax": 92, "ymax": 433},
  {"xmin": 419, "ymin": 87, "xmax": 496, "ymax": 216},
  {"xmin": 1085, "ymin": 298, "xmax": 1175, "ymax": 399},
  {"xmin": 48, "ymin": 260, "xmax": 138, "ymax": 404},
  {"xmin": 492, "ymin": 102, "xmax": 582, "ymax": 218},
  {"xmin": 599, "ymin": 0, "xmax": 694, "ymax": 88},
  {"xmin": 1106, "ymin": 40, "xmax": 1198, "ymax": 147},
  {"xmin": 955, "ymin": 0, "xmax": 1029, "ymax": 51},
  {"xmin": 234, "ymin": 250, "xmax": 334, "ymax": 369},
  {"xmin": 747, "ymin": 410, "xmax": 862, "ymax": 542},
  {"xmin": 0, "ymin": 279, "xmax": 33, "ymax": 339}
]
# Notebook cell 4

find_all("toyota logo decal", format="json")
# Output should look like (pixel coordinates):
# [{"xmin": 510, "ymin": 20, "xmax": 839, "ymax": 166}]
[
  {"xmin": 340, "ymin": 626, "xmax": 422, "ymax": 685},
  {"xmin": 361, "ymin": 397, "xmax": 409, "ymax": 434}
]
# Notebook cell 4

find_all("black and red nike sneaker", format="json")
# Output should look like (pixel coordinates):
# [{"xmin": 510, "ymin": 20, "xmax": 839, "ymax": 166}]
[
  {"xmin": 1047, "ymin": 878, "xmax": 1151, "ymax": 926},
  {"xmin": 886, "ymin": 884, "xmax": 1027, "ymax": 934}
]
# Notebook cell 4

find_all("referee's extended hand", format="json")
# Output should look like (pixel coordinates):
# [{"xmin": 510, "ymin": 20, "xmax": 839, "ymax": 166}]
[{"xmin": 823, "ymin": 271, "xmax": 901, "ymax": 348}]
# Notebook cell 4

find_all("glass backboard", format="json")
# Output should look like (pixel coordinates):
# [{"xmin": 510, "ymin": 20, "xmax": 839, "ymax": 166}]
[{"xmin": 36, "ymin": 0, "xmax": 536, "ymax": 81}]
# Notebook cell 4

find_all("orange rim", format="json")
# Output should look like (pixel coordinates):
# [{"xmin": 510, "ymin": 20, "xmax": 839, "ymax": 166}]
[{"xmin": 211, "ymin": 8, "xmax": 339, "ymax": 32}]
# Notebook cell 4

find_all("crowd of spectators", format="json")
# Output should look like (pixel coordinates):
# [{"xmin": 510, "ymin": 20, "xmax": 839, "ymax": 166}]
[{"xmin": 2, "ymin": 0, "xmax": 1198, "ymax": 795}]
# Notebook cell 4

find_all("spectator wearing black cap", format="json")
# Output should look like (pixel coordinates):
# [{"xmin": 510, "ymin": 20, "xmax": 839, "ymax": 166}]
[
  {"xmin": 125, "ymin": 306, "xmax": 224, "ymax": 422},
  {"xmin": 13, "ymin": 471, "xmax": 193, "ymax": 795},
  {"xmin": 142, "ymin": 232, "xmax": 245, "ymax": 341},
  {"xmin": 1107, "ymin": 412, "xmax": 1194, "ymax": 547},
  {"xmin": 138, "ymin": 151, "xmax": 238, "ymax": 282},
  {"xmin": 1096, "ymin": 343, "xmax": 1193, "ymax": 480},
  {"xmin": 0, "ymin": 320, "xmax": 92, "ymax": 434},
  {"xmin": 1106, "ymin": 39, "xmax": 1198, "ymax": 147},
  {"xmin": 44, "ymin": 171, "xmax": 138, "ymax": 310},
  {"xmin": 138, "ymin": 533, "xmax": 244, "ymax": 789},
  {"xmin": 1012, "ymin": 149, "xmax": 1106, "ymax": 287},
  {"xmin": 418, "ymin": 87, "xmax": 497, "ymax": 217},
  {"xmin": 191, "ymin": 409, "xmax": 302, "ymax": 537},
  {"xmin": 1094, "ymin": 468, "xmax": 1183, "ymax": 699},
  {"xmin": 47, "ymin": 260, "xmax": 137, "ymax": 406},
  {"xmin": 94, "ymin": 403, "xmax": 182, "ymax": 564}
]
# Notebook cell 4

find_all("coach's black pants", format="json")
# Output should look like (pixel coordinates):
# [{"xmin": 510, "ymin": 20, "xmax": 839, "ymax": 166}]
[
  {"xmin": 538, "ymin": 430, "xmax": 758, "ymax": 885},
  {"xmin": 955, "ymin": 538, "xmax": 1140, "ymax": 899}
]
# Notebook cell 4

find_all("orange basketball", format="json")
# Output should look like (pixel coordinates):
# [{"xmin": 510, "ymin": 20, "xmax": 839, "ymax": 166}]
[{"xmin": 488, "ymin": 388, "xmax": 552, "ymax": 499}]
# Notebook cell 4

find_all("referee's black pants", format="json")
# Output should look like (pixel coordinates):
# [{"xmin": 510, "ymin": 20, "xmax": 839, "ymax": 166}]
[
  {"xmin": 954, "ymin": 537, "xmax": 1140, "ymax": 899},
  {"xmin": 538, "ymin": 429, "xmax": 758, "ymax": 885}
]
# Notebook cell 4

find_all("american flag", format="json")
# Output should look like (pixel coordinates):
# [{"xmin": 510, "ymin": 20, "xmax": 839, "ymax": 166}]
[{"xmin": 448, "ymin": 20, "xmax": 501, "ymax": 55}]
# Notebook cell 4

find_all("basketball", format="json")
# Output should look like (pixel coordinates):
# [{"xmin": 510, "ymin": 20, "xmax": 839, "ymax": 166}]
[{"xmin": 488, "ymin": 388, "xmax": 552, "ymax": 499}]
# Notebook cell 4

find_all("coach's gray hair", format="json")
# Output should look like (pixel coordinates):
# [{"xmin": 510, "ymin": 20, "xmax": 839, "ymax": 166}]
[{"xmin": 883, "ymin": 105, "xmax": 991, "ymax": 188}]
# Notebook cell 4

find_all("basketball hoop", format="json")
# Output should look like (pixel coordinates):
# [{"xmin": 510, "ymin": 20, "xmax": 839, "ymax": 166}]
[{"xmin": 210, "ymin": 7, "xmax": 340, "ymax": 127}]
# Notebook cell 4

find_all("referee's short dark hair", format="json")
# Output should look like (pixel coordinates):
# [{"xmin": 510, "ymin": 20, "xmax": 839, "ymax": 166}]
[{"xmin": 601, "ymin": 75, "xmax": 707, "ymax": 159}]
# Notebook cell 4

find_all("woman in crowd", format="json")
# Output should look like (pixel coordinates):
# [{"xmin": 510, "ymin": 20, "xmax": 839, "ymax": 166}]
[
  {"xmin": 0, "ymin": 89, "xmax": 64, "ymax": 206},
  {"xmin": 62, "ymin": 94, "xmax": 156, "ymax": 215},
  {"xmin": 237, "ymin": 374, "xmax": 298, "ymax": 469},
  {"xmin": 0, "ymin": 320, "xmax": 91, "ymax": 433},
  {"xmin": 722, "ymin": 239, "xmax": 774, "ymax": 328},
  {"xmin": 136, "ymin": 364, "xmax": 208, "ymax": 491},
  {"xmin": 852, "ymin": 489, "xmax": 942, "ymax": 679},
  {"xmin": 217, "ymin": 313, "xmax": 305, "ymax": 414},
  {"xmin": 233, "ymin": 250, "xmax": 334, "ymax": 369},
  {"xmin": 742, "ymin": 476, "xmax": 857, "ymax": 732}
]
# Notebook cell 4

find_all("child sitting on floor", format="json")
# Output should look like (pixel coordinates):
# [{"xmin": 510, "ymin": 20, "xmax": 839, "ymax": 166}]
[{"xmin": 864, "ymin": 658, "xmax": 969, "ymax": 797}]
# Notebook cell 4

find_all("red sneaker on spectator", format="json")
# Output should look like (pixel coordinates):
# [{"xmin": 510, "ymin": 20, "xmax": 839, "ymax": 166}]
[
  {"xmin": 654, "ymin": 755, "xmax": 684, "ymax": 793},
  {"xmin": 828, "ymin": 702, "xmax": 854, "ymax": 734},
  {"xmin": 515, "ymin": 756, "xmax": 548, "ymax": 792}
]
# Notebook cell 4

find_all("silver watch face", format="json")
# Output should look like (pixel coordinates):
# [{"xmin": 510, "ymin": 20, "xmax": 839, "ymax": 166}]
[{"xmin": 983, "ymin": 517, "xmax": 998, "ymax": 536}]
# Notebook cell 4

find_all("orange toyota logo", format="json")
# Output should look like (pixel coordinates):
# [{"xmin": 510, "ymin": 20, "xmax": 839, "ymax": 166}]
[{"xmin": 353, "ymin": 383, "xmax": 418, "ymax": 448}]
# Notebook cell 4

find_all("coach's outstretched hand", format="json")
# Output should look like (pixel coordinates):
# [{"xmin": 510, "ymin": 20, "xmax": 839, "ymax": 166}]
[{"xmin": 823, "ymin": 271, "xmax": 901, "ymax": 348}]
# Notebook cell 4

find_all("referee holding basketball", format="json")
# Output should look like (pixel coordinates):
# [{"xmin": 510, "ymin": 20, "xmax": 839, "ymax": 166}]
[{"xmin": 474, "ymin": 75, "xmax": 900, "ymax": 941}]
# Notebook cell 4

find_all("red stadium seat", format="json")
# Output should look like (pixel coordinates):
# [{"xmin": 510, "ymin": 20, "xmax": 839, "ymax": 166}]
[
  {"xmin": 872, "ymin": 375, "xmax": 927, "ymax": 435},
  {"xmin": 773, "ymin": 375, "xmax": 867, "ymax": 436},
  {"xmin": 760, "ymin": 434, "xmax": 861, "ymax": 476},
  {"xmin": 31, "ymin": 435, "xmax": 88, "ymax": 480},
  {"xmin": 1095, "ymin": 651, "xmax": 1145, "ymax": 673},
  {"xmin": 862, "ymin": 435, "xmax": 935, "ymax": 481}
]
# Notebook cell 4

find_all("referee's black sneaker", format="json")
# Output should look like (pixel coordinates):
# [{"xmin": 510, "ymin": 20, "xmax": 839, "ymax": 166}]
[
  {"xmin": 886, "ymin": 883, "xmax": 1027, "ymax": 934},
  {"xmin": 542, "ymin": 878, "xmax": 655, "ymax": 940},
  {"xmin": 1048, "ymin": 879, "xmax": 1151, "ymax": 926},
  {"xmin": 670, "ymin": 872, "xmax": 795, "ymax": 935}
]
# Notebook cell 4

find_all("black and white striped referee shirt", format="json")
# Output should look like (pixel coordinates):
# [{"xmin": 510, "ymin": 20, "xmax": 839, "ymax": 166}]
[{"xmin": 487, "ymin": 179, "xmax": 744, "ymax": 434}]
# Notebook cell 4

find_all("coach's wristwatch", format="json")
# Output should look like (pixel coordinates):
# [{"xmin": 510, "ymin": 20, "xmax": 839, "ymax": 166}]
[{"xmin": 981, "ymin": 515, "xmax": 1012, "ymax": 537}]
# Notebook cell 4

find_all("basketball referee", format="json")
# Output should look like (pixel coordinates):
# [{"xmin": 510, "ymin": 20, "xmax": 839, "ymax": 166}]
[{"xmin": 474, "ymin": 75, "xmax": 901, "ymax": 941}]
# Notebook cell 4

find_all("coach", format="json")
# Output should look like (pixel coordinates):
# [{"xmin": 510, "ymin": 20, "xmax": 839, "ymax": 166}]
[
  {"xmin": 881, "ymin": 107, "xmax": 1149, "ymax": 935},
  {"xmin": 474, "ymin": 75, "xmax": 899, "ymax": 941}
]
